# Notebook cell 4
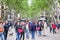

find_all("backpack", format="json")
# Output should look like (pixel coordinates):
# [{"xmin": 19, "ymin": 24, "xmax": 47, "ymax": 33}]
[
  {"xmin": 0, "ymin": 27, "xmax": 4, "ymax": 32},
  {"xmin": 36, "ymin": 23, "xmax": 41, "ymax": 31},
  {"xmin": 36, "ymin": 27, "xmax": 40, "ymax": 31},
  {"xmin": 17, "ymin": 28, "xmax": 24, "ymax": 33},
  {"xmin": 30, "ymin": 23, "xmax": 36, "ymax": 31}
]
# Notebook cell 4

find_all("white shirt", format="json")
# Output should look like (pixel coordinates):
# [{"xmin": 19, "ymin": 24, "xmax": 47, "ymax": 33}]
[{"xmin": 26, "ymin": 24, "xmax": 29, "ymax": 30}]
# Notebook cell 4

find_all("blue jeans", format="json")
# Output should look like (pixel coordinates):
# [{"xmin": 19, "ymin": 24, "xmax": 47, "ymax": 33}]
[
  {"xmin": 38, "ymin": 31, "xmax": 41, "ymax": 36},
  {"xmin": 16, "ymin": 33, "xmax": 21, "ymax": 40},
  {"xmin": 31, "ymin": 31, "xmax": 35, "ymax": 39},
  {"xmin": 0, "ymin": 33, "xmax": 3, "ymax": 40},
  {"xmin": 26, "ymin": 30, "xmax": 29, "ymax": 39}
]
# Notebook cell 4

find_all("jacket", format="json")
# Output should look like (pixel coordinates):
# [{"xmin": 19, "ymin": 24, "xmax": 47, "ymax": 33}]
[
  {"xmin": 30, "ymin": 23, "xmax": 36, "ymax": 31},
  {"xmin": 52, "ymin": 24, "xmax": 56, "ymax": 29}
]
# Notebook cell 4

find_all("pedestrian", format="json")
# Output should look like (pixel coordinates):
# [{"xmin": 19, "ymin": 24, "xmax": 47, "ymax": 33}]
[
  {"xmin": 0, "ymin": 21, "xmax": 4, "ymax": 40},
  {"xmin": 4, "ymin": 20, "xmax": 11, "ymax": 40},
  {"xmin": 36, "ymin": 21, "xmax": 42, "ymax": 36},
  {"xmin": 16, "ymin": 21, "xmax": 25, "ymax": 40},
  {"xmin": 49, "ymin": 21, "xmax": 52, "ymax": 33},
  {"xmin": 52, "ymin": 22, "xmax": 56, "ymax": 34},
  {"xmin": 25, "ymin": 20, "xmax": 29, "ymax": 39},
  {"xmin": 16, "ymin": 22, "xmax": 22, "ymax": 40},
  {"xmin": 30, "ymin": 21, "xmax": 36, "ymax": 40},
  {"xmin": 20, "ymin": 21, "xmax": 26, "ymax": 40},
  {"xmin": 29, "ymin": 21, "xmax": 32, "ymax": 32},
  {"xmin": 14, "ymin": 21, "xmax": 18, "ymax": 33},
  {"xmin": 43, "ymin": 21, "xmax": 47, "ymax": 36}
]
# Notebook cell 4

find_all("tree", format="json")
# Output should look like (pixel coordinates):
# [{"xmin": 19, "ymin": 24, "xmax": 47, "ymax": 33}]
[{"xmin": 2, "ymin": 0, "xmax": 60, "ymax": 19}]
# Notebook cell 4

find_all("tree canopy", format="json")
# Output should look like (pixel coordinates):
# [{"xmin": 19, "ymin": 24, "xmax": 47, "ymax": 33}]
[{"xmin": 1, "ymin": 0, "xmax": 60, "ymax": 19}]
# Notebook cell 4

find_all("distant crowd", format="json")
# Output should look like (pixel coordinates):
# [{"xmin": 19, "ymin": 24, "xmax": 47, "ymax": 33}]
[{"xmin": 0, "ymin": 20, "xmax": 60, "ymax": 40}]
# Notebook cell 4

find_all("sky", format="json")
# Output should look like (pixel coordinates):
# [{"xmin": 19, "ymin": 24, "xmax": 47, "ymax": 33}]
[{"xmin": 28, "ymin": 0, "xmax": 32, "ymax": 6}]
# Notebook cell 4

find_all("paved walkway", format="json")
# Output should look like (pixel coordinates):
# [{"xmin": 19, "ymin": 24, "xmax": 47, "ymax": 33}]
[{"xmin": 6, "ymin": 27, "xmax": 60, "ymax": 40}]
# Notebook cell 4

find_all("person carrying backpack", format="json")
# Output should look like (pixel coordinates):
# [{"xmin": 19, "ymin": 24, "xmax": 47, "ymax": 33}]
[
  {"xmin": 20, "ymin": 21, "xmax": 26, "ymax": 40},
  {"xmin": 0, "ymin": 22, "xmax": 4, "ymax": 40},
  {"xmin": 16, "ymin": 22, "xmax": 22, "ymax": 40},
  {"xmin": 30, "ymin": 21, "xmax": 36, "ymax": 40},
  {"xmin": 16, "ymin": 21, "xmax": 25, "ymax": 40}
]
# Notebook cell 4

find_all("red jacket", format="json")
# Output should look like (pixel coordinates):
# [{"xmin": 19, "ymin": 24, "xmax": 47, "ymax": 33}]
[{"xmin": 52, "ymin": 24, "xmax": 56, "ymax": 29}]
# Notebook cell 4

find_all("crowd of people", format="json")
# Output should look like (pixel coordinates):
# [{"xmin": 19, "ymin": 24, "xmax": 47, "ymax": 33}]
[{"xmin": 0, "ymin": 19, "xmax": 60, "ymax": 40}]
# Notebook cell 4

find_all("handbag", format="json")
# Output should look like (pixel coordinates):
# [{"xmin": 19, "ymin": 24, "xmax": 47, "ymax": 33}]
[
  {"xmin": 36, "ymin": 27, "xmax": 40, "ymax": 31},
  {"xmin": 18, "ymin": 28, "xmax": 24, "ymax": 33}
]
